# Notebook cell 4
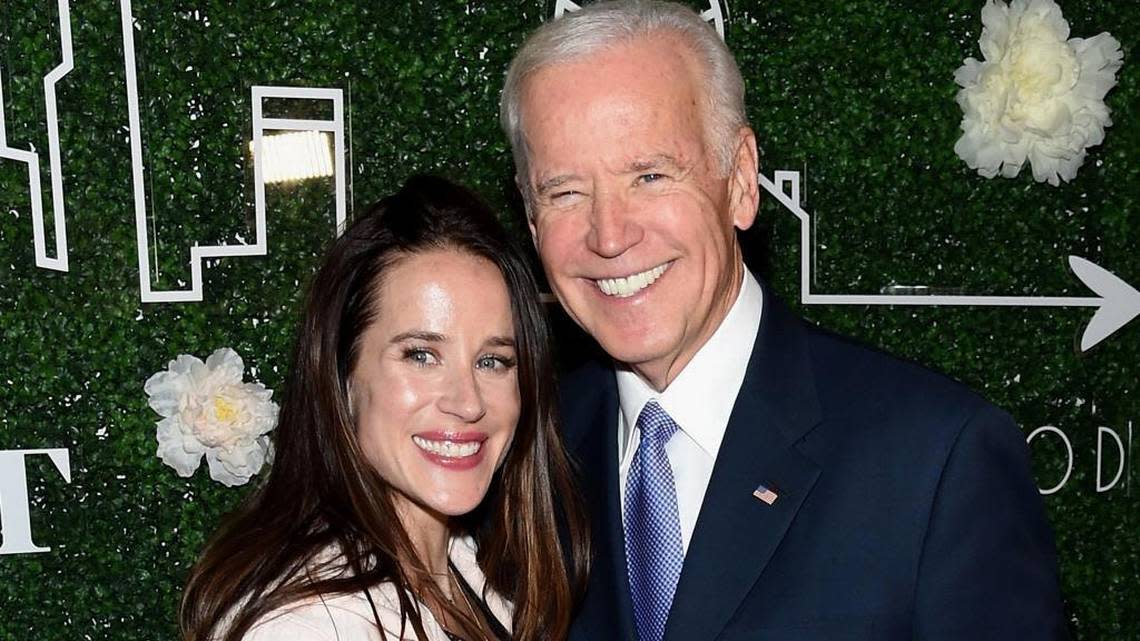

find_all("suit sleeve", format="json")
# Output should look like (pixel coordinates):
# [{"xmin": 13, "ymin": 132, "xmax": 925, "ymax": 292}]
[{"xmin": 913, "ymin": 404, "xmax": 1069, "ymax": 640}]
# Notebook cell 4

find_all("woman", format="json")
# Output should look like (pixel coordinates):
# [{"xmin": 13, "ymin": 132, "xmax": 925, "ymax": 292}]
[{"xmin": 180, "ymin": 175, "xmax": 589, "ymax": 641}]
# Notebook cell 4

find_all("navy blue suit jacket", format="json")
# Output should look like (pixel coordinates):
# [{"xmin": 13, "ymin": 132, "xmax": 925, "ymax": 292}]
[{"xmin": 560, "ymin": 283, "xmax": 1068, "ymax": 641}]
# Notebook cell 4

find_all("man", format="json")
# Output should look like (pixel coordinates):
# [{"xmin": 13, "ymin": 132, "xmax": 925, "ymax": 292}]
[{"xmin": 500, "ymin": 2, "xmax": 1069, "ymax": 640}]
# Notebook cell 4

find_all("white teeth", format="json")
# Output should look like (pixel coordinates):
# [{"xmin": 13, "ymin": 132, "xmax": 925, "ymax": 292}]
[
  {"xmin": 595, "ymin": 262, "xmax": 670, "ymax": 298},
  {"xmin": 412, "ymin": 436, "xmax": 482, "ymax": 458}
]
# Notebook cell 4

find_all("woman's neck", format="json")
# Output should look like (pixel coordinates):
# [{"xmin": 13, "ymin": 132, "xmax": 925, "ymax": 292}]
[{"xmin": 395, "ymin": 498, "xmax": 452, "ymax": 584}]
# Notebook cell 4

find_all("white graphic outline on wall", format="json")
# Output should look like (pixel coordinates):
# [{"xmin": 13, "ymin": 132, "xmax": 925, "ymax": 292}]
[
  {"xmin": 0, "ymin": 0, "xmax": 73, "ymax": 272},
  {"xmin": 554, "ymin": 0, "xmax": 727, "ymax": 39},
  {"xmin": 761, "ymin": 170, "xmax": 1140, "ymax": 351},
  {"xmin": 119, "ymin": 0, "xmax": 346, "ymax": 303}
]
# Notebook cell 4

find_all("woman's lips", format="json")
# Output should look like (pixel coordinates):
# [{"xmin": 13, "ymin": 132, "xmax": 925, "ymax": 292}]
[{"xmin": 412, "ymin": 432, "xmax": 487, "ymax": 470}]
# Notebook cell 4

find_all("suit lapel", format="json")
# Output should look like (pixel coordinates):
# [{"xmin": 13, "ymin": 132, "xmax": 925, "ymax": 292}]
[
  {"xmin": 566, "ymin": 367, "xmax": 638, "ymax": 641},
  {"xmin": 664, "ymin": 288, "xmax": 824, "ymax": 641}
]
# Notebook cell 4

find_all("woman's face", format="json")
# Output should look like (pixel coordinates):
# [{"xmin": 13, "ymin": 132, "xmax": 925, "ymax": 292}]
[{"xmin": 351, "ymin": 248, "xmax": 520, "ymax": 524}]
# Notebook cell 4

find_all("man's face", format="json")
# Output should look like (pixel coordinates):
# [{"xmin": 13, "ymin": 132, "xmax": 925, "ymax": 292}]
[{"xmin": 518, "ymin": 35, "xmax": 758, "ymax": 389}]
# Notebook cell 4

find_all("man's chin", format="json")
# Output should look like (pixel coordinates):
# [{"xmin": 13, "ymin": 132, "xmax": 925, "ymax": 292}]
[
  {"xmin": 598, "ymin": 339, "xmax": 671, "ymax": 372},
  {"xmin": 568, "ymin": 305, "xmax": 677, "ymax": 362}
]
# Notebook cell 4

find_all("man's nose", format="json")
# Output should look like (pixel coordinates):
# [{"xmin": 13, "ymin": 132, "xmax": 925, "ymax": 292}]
[
  {"xmin": 586, "ymin": 189, "xmax": 643, "ymax": 258},
  {"xmin": 437, "ymin": 366, "xmax": 487, "ymax": 423}
]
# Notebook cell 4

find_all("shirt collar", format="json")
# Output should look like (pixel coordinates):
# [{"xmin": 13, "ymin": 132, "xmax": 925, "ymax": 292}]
[{"xmin": 616, "ymin": 268, "xmax": 763, "ymax": 459}]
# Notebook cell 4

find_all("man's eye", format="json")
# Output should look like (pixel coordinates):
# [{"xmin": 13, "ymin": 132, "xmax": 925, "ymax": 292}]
[
  {"xmin": 551, "ymin": 190, "xmax": 581, "ymax": 201},
  {"xmin": 638, "ymin": 173, "xmax": 666, "ymax": 184}
]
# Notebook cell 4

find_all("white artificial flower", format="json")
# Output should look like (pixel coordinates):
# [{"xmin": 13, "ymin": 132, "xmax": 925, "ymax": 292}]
[
  {"xmin": 144, "ymin": 348, "xmax": 278, "ymax": 487},
  {"xmin": 954, "ymin": 0, "xmax": 1123, "ymax": 186}
]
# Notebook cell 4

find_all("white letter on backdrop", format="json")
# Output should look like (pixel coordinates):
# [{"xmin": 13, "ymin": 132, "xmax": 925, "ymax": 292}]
[
  {"xmin": 0, "ymin": 449, "xmax": 71, "ymax": 555},
  {"xmin": 1026, "ymin": 426, "xmax": 1073, "ymax": 496},
  {"xmin": 1096, "ymin": 426, "xmax": 1126, "ymax": 493}
]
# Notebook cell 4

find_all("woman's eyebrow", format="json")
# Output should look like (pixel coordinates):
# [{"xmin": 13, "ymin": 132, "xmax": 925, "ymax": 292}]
[
  {"xmin": 486, "ymin": 335, "xmax": 517, "ymax": 348},
  {"xmin": 389, "ymin": 330, "xmax": 446, "ymax": 344}
]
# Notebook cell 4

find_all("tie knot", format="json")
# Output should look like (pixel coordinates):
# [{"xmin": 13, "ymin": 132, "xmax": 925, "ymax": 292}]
[{"xmin": 636, "ymin": 400, "xmax": 679, "ymax": 444}]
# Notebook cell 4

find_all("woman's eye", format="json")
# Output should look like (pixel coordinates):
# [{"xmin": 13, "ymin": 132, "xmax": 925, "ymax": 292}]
[
  {"xmin": 476, "ymin": 355, "xmax": 516, "ymax": 371},
  {"xmin": 403, "ymin": 348, "xmax": 438, "ymax": 366}
]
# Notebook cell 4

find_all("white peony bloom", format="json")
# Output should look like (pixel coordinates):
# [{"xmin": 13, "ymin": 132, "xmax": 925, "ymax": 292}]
[
  {"xmin": 144, "ymin": 348, "xmax": 278, "ymax": 487},
  {"xmin": 954, "ymin": 0, "xmax": 1122, "ymax": 186}
]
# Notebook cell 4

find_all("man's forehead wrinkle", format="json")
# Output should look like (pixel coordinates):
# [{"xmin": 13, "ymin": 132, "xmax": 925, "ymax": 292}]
[{"xmin": 519, "ymin": 41, "xmax": 711, "ymax": 190}]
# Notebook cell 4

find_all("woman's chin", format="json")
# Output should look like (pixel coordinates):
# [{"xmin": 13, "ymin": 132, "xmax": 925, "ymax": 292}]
[{"xmin": 421, "ymin": 487, "xmax": 492, "ymax": 518}]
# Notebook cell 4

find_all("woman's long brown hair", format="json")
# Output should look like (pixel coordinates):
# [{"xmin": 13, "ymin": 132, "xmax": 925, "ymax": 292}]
[{"xmin": 179, "ymin": 175, "xmax": 589, "ymax": 641}]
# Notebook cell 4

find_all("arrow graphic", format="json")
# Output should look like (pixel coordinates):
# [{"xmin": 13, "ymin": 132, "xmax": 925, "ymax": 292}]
[
  {"xmin": 554, "ymin": 0, "xmax": 727, "ymax": 39},
  {"xmin": 760, "ymin": 170, "xmax": 1140, "ymax": 351},
  {"xmin": 553, "ymin": 0, "xmax": 580, "ymax": 17}
]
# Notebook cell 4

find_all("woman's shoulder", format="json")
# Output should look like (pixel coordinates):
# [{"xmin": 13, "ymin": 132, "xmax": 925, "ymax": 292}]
[
  {"xmin": 241, "ymin": 537, "xmax": 512, "ymax": 641},
  {"xmin": 449, "ymin": 535, "xmax": 513, "ymax": 636},
  {"xmin": 244, "ymin": 593, "xmax": 382, "ymax": 641},
  {"xmin": 245, "ymin": 586, "xmax": 427, "ymax": 641}
]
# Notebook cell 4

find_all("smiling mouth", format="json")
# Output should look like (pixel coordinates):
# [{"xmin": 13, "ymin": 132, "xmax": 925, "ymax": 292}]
[
  {"xmin": 594, "ymin": 262, "xmax": 671, "ymax": 298},
  {"xmin": 412, "ymin": 436, "xmax": 483, "ymax": 458}
]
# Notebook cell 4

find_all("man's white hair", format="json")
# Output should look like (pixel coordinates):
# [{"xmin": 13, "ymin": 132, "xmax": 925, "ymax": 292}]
[{"xmin": 500, "ymin": 0, "xmax": 749, "ymax": 185}]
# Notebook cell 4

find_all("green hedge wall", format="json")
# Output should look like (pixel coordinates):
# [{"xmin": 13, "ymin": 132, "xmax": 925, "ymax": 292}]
[{"xmin": 1, "ymin": 1, "xmax": 1136, "ymax": 639}]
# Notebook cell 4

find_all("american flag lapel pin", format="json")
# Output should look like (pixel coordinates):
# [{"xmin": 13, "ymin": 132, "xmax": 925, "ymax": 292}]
[{"xmin": 752, "ymin": 483, "xmax": 779, "ymax": 505}]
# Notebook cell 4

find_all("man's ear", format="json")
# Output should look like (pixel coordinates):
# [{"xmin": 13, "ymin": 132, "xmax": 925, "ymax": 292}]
[
  {"xmin": 728, "ymin": 127, "xmax": 760, "ymax": 232},
  {"xmin": 517, "ymin": 173, "xmax": 539, "ymax": 245}
]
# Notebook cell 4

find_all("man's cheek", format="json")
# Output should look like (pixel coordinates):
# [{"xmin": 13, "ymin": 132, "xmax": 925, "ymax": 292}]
[{"xmin": 538, "ymin": 228, "xmax": 574, "ymax": 263}]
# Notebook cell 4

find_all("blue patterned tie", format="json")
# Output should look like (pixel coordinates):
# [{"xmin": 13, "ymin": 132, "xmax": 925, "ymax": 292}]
[{"xmin": 624, "ymin": 400, "xmax": 684, "ymax": 641}]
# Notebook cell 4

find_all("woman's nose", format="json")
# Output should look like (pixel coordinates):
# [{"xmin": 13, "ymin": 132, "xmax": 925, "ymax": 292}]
[{"xmin": 437, "ymin": 366, "xmax": 487, "ymax": 423}]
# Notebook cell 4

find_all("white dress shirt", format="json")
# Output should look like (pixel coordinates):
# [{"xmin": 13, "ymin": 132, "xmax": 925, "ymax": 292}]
[{"xmin": 617, "ymin": 268, "xmax": 763, "ymax": 554}]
